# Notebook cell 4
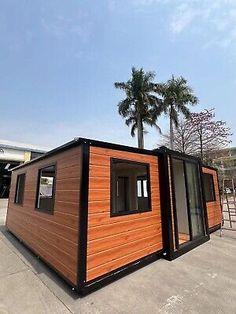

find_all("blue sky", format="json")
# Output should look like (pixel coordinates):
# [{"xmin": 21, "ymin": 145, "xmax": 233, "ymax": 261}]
[{"xmin": 0, "ymin": 0, "xmax": 236, "ymax": 149}]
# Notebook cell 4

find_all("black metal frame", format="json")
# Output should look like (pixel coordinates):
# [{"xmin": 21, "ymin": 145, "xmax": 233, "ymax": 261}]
[
  {"xmin": 77, "ymin": 142, "xmax": 90, "ymax": 293},
  {"xmin": 209, "ymin": 223, "xmax": 221, "ymax": 233},
  {"xmin": 35, "ymin": 163, "xmax": 57, "ymax": 215},
  {"xmin": 165, "ymin": 149, "xmax": 210, "ymax": 260},
  {"xmin": 199, "ymin": 164, "xmax": 210, "ymax": 237},
  {"xmin": 202, "ymin": 172, "xmax": 216, "ymax": 203},
  {"xmin": 14, "ymin": 172, "xmax": 26, "ymax": 206},
  {"xmin": 12, "ymin": 137, "xmax": 162, "ymax": 171},
  {"xmin": 216, "ymin": 169, "xmax": 223, "ymax": 226},
  {"xmin": 110, "ymin": 158, "xmax": 152, "ymax": 217},
  {"xmin": 158, "ymin": 151, "xmax": 173, "ymax": 260},
  {"xmin": 169, "ymin": 155, "xmax": 181, "ymax": 250},
  {"xmin": 80, "ymin": 249, "xmax": 164, "ymax": 295}
]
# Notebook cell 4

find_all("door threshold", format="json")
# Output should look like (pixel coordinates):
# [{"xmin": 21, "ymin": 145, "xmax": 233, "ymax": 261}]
[{"xmin": 168, "ymin": 235, "xmax": 210, "ymax": 260}]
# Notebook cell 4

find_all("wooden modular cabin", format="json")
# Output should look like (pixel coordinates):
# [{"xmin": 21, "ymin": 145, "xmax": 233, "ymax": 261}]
[{"xmin": 6, "ymin": 138, "xmax": 222, "ymax": 294}]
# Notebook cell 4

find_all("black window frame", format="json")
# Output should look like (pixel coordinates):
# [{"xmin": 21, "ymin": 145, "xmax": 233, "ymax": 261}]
[
  {"xmin": 14, "ymin": 173, "xmax": 26, "ymax": 205},
  {"xmin": 110, "ymin": 158, "xmax": 152, "ymax": 217},
  {"xmin": 35, "ymin": 164, "xmax": 57, "ymax": 214},
  {"xmin": 203, "ymin": 173, "xmax": 216, "ymax": 203}
]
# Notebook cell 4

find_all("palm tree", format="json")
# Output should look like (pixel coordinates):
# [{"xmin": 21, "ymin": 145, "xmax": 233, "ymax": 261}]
[
  {"xmin": 114, "ymin": 67, "xmax": 162, "ymax": 149},
  {"xmin": 158, "ymin": 75, "xmax": 198, "ymax": 150}
]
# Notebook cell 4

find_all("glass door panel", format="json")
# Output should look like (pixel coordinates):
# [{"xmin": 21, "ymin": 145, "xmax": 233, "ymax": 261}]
[
  {"xmin": 172, "ymin": 159, "xmax": 190, "ymax": 245},
  {"xmin": 185, "ymin": 162, "xmax": 205, "ymax": 238}
]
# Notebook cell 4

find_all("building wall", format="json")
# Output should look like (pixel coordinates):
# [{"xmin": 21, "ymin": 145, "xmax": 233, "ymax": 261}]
[
  {"xmin": 6, "ymin": 146, "xmax": 82, "ymax": 285},
  {"xmin": 86, "ymin": 146, "xmax": 163, "ymax": 282},
  {"xmin": 0, "ymin": 147, "xmax": 26, "ymax": 162},
  {"xmin": 202, "ymin": 167, "xmax": 222, "ymax": 229}
]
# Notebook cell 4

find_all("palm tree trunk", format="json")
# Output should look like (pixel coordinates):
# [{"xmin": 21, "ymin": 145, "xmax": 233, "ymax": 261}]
[
  {"xmin": 137, "ymin": 115, "xmax": 144, "ymax": 149},
  {"xmin": 170, "ymin": 116, "xmax": 174, "ymax": 150},
  {"xmin": 141, "ymin": 121, "xmax": 144, "ymax": 148}
]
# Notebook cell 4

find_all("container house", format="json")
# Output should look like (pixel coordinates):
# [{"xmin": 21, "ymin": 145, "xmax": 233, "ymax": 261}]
[{"xmin": 6, "ymin": 138, "xmax": 222, "ymax": 294}]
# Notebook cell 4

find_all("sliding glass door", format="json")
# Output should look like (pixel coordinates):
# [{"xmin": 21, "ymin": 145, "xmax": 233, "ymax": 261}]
[
  {"xmin": 171, "ymin": 157, "xmax": 206, "ymax": 249},
  {"xmin": 185, "ymin": 162, "xmax": 205, "ymax": 238},
  {"xmin": 172, "ymin": 159, "xmax": 190, "ymax": 245}
]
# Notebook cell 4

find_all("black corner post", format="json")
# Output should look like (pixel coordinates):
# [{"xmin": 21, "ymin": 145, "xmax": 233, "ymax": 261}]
[
  {"xmin": 216, "ymin": 170, "xmax": 223, "ymax": 216},
  {"xmin": 77, "ymin": 141, "xmax": 90, "ymax": 292},
  {"xmin": 199, "ymin": 162, "xmax": 210, "ymax": 237},
  {"xmin": 158, "ymin": 150, "xmax": 174, "ymax": 260}
]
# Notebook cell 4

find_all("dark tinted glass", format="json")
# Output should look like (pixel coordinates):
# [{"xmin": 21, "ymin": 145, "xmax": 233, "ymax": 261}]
[
  {"xmin": 111, "ymin": 160, "xmax": 151, "ymax": 215},
  {"xmin": 36, "ymin": 165, "xmax": 56, "ymax": 212},
  {"xmin": 203, "ymin": 173, "xmax": 216, "ymax": 202},
  {"xmin": 15, "ymin": 174, "xmax": 25, "ymax": 205}
]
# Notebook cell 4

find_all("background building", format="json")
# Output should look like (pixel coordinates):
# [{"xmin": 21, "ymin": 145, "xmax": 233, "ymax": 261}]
[
  {"xmin": 0, "ymin": 140, "xmax": 48, "ymax": 198},
  {"xmin": 212, "ymin": 147, "xmax": 236, "ymax": 188}
]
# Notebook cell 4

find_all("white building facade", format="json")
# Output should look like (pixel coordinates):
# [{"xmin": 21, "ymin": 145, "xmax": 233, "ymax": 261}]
[{"xmin": 0, "ymin": 140, "xmax": 48, "ymax": 198}]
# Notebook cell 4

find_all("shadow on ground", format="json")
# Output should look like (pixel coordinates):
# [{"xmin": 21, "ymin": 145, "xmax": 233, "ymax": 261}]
[{"xmin": 0, "ymin": 224, "xmax": 79, "ymax": 300}]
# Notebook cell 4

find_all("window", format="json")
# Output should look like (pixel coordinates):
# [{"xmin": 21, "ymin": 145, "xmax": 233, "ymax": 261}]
[
  {"xmin": 111, "ymin": 159, "xmax": 151, "ymax": 216},
  {"xmin": 36, "ymin": 165, "xmax": 56, "ymax": 213},
  {"xmin": 203, "ymin": 173, "xmax": 216, "ymax": 202},
  {"xmin": 14, "ymin": 174, "xmax": 25, "ymax": 205}
]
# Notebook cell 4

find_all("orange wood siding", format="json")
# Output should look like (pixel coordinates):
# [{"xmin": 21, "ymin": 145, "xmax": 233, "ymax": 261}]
[
  {"xmin": 6, "ymin": 146, "xmax": 82, "ymax": 285},
  {"xmin": 202, "ymin": 167, "xmax": 222, "ymax": 228},
  {"xmin": 87, "ymin": 146, "xmax": 163, "ymax": 282}
]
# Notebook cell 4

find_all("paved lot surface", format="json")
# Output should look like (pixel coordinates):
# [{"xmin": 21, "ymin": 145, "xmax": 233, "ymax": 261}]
[{"xmin": 0, "ymin": 199, "xmax": 236, "ymax": 314}]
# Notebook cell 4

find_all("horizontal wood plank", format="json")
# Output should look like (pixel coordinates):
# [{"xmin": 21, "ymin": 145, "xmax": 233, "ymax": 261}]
[
  {"xmin": 87, "ymin": 243, "xmax": 160, "ymax": 282},
  {"xmin": 6, "ymin": 145, "xmax": 82, "ymax": 285},
  {"xmin": 87, "ymin": 146, "xmax": 162, "ymax": 281},
  {"xmin": 88, "ymin": 214, "xmax": 161, "ymax": 241},
  {"xmin": 202, "ymin": 167, "xmax": 222, "ymax": 228},
  {"xmin": 87, "ymin": 223, "xmax": 161, "ymax": 255},
  {"xmin": 8, "ymin": 221, "xmax": 77, "ymax": 284},
  {"xmin": 87, "ymin": 234, "xmax": 161, "ymax": 270}
]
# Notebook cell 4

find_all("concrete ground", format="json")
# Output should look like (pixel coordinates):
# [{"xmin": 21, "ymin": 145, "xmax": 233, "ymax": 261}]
[{"xmin": 0, "ymin": 200, "xmax": 235, "ymax": 314}]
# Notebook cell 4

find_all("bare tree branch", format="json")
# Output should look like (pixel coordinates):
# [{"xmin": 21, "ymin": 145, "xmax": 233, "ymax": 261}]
[{"xmin": 161, "ymin": 109, "xmax": 232, "ymax": 163}]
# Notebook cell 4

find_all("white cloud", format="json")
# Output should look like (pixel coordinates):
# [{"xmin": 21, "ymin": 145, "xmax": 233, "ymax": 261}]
[
  {"xmin": 166, "ymin": 0, "xmax": 236, "ymax": 51},
  {"xmin": 170, "ymin": 3, "xmax": 197, "ymax": 34},
  {"xmin": 109, "ymin": 0, "xmax": 236, "ymax": 48}
]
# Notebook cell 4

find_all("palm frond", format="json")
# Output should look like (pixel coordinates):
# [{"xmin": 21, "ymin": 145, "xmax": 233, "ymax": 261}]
[
  {"xmin": 130, "ymin": 123, "xmax": 137, "ymax": 137},
  {"xmin": 159, "ymin": 75, "xmax": 198, "ymax": 128},
  {"xmin": 114, "ymin": 67, "xmax": 164, "ymax": 147},
  {"xmin": 114, "ymin": 82, "xmax": 128, "ymax": 90},
  {"xmin": 118, "ymin": 99, "xmax": 132, "ymax": 117}
]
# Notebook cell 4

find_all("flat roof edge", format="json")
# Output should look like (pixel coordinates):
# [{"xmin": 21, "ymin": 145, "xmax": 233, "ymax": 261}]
[
  {"xmin": 202, "ymin": 164, "xmax": 218, "ymax": 172},
  {"xmin": 13, "ymin": 137, "xmax": 215, "ymax": 172},
  {"xmin": 12, "ymin": 137, "xmax": 164, "ymax": 171},
  {"xmin": 158, "ymin": 146, "xmax": 201, "ymax": 162},
  {"xmin": 80, "ymin": 137, "xmax": 162, "ymax": 156},
  {"xmin": 12, "ymin": 138, "xmax": 82, "ymax": 171}
]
